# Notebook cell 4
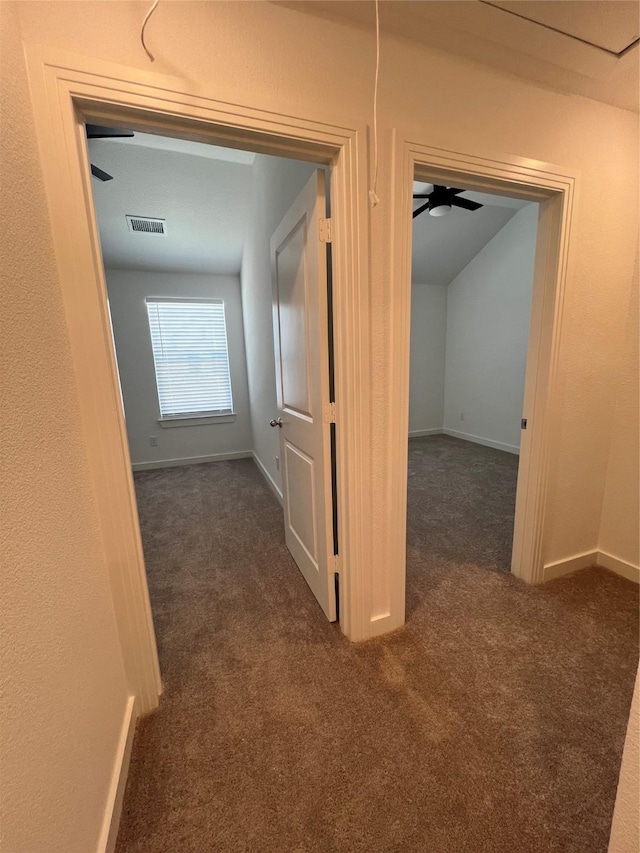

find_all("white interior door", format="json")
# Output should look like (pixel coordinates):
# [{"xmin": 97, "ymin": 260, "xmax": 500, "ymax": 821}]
[{"xmin": 270, "ymin": 169, "xmax": 336, "ymax": 621}]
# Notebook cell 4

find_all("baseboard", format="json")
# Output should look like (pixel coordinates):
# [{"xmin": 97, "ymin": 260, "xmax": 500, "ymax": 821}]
[
  {"xmin": 542, "ymin": 550, "xmax": 598, "ymax": 582},
  {"xmin": 597, "ymin": 550, "xmax": 640, "ymax": 584},
  {"xmin": 408, "ymin": 428, "xmax": 443, "ymax": 438},
  {"xmin": 132, "ymin": 450, "xmax": 252, "ymax": 471},
  {"xmin": 443, "ymin": 428, "xmax": 520, "ymax": 455},
  {"xmin": 252, "ymin": 452, "xmax": 283, "ymax": 505},
  {"xmin": 542, "ymin": 549, "xmax": 640, "ymax": 585},
  {"xmin": 97, "ymin": 695, "xmax": 137, "ymax": 853}
]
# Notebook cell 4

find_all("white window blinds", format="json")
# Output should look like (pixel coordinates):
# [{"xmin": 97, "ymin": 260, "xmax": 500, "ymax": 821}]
[{"xmin": 146, "ymin": 298, "xmax": 233, "ymax": 419}]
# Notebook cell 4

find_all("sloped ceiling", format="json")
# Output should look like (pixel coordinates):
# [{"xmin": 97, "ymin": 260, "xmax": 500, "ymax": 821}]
[
  {"xmin": 412, "ymin": 185, "xmax": 531, "ymax": 285},
  {"xmin": 277, "ymin": 0, "xmax": 639, "ymax": 111}
]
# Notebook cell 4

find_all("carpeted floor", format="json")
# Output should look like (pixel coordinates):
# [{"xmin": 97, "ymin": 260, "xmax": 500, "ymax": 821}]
[
  {"xmin": 407, "ymin": 434, "xmax": 519, "ymax": 579},
  {"xmin": 116, "ymin": 439, "xmax": 639, "ymax": 853}
]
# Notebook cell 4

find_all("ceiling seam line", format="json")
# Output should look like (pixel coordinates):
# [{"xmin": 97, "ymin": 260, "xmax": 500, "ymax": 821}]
[{"xmin": 479, "ymin": 1, "xmax": 639, "ymax": 58}]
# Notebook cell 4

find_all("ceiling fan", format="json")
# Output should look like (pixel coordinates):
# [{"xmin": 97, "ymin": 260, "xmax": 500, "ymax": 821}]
[
  {"xmin": 413, "ymin": 184, "xmax": 483, "ymax": 219},
  {"xmin": 86, "ymin": 123, "xmax": 134, "ymax": 182}
]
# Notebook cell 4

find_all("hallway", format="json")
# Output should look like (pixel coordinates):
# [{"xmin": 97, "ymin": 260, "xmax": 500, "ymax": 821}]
[{"xmin": 116, "ymin": 458, "xmax": 638, "ymax": 853}]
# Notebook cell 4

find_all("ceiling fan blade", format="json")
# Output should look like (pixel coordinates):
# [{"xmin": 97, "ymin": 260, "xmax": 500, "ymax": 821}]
[
  {"xmin": 449, "ymin": 188, "xmax": 466, "ymax": 196},
  {"xmin": 452, "ymin": 197, "xmax": 483, "ymax": 211},
  {"xmin": 412, "ymin": 201, "xmax": 431, "ymax": 219},
  {"xmin": 86, "ymin": 123, "xmax": 134, "ymax": 139},
  {"xmin": 413, "ymin": 194, "xmax": 433, "ymax": 199},
  {"xmin": 91, "ymin": 164, "xmax": 114, "ymax": 182}
]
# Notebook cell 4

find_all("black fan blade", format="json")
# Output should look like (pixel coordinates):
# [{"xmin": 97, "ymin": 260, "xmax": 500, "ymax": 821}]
[
  {"xmin": 413, "ymin": 194, "xmax": 433, "ymax": 199},
  {"xmin": 452, "ymin": 197, "xmax": 483, "ymax": 211},
  {"xmin": 449, "ymin": 188, "xmax": 466, "ymax": 196},
  {"xmin": 412, "ymin": 201, "xmax": 431, "ymax": 219},
  {"xmin": 91, "ymin": 164, "xmax": 113, "ymax": 182},
  {"xmin": 86, "ymin": 123, "xmax": 134, "ymax": 139}
]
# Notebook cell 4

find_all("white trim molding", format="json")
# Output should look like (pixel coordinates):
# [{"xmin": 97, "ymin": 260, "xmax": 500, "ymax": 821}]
[
  {"xmin": 252, "ymin": 452, "xmax": 284, "ymax": 505},
  {"xmin": 24, "ymin": 43, "xmax": 373, "ymax": 696},
  {"xmin": 158, "ymin": 413, "xmax": 237, "ymax": 428},
  {"xmin": 543, "ymin": 550, "xmax": 640, "ymax": 584},
  {"xmin": 408, "ymin": 428, "xmax": 443, "ymax": 438},
  {"xmin": 97, "ymin": 696, "xmax": 137, "ymax": 853},
  {"xmin": 597, "ymin": 551, "xmax": 640, "ymax": 584},
  {"xmin": 443, "ymin": 429, "xmax": 520, "ymax": 455},
  {"xmin": 387, "ymin": 131, "xmax": 578, "ymax": 627},
  {"xmin": 132, "ymin": 451, "xmax": 252, "ymax": 472},
  {"xmin": 543, "ymin": 550, "xmax": 598, "ymax": 582}
]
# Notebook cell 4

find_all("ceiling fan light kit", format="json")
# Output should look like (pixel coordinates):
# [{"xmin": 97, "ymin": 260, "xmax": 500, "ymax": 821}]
[
  {"xmin": 413, "ymin": 184, "xmax": 483, "ymax": 219},
  {"xmin": 429, "ymin": 204, "xmax": 452, "ymax": 217}
]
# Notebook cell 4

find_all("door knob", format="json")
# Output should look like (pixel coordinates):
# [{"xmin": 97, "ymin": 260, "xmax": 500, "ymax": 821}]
[{"xmin": 270, "ymin": 418, "xmax": 283, "ymax": 428}]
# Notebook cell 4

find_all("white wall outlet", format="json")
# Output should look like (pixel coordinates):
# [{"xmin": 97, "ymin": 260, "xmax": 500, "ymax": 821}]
[
  {"xmin": 150, "ymin": 435, "xmax": 158, "ymax": 447},
  {"xmin": 275, "ymin": 455, "xmax": 280, "ymax": 471}
]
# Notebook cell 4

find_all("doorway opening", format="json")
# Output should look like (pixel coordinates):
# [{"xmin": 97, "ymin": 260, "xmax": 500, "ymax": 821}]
[
  {"xmin": 406, "ymin": 173, "xmax": 544, "ymax": 610},
  {"xmin": 85, "ymin": 124, "xmax": 340, "ymax": 687}
]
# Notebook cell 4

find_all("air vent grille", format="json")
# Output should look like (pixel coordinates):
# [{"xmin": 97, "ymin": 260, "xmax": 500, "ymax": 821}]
[{"xmin": 126, "ymin": 215, "xmax": 166, "ymax": 235}]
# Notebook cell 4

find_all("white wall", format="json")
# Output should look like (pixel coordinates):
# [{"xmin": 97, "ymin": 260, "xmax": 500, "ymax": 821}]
[
  {"xmin": 106, "ymin": 270, "xmax": 252, "ymax": 468},
  {"xmin": 409, "ymin": 284, "xmax": 447, "ymax": 435},
  {"xmin": 3, "ymin": 1, "xmax": 638, "ymax": 848},
  {"xmin": 443, "ymin": 204, "xmax": 538, "ymax": 453},
  {"xmin": 609, "ymin": 669, "xmax": 640, "ymax": 853},
  {"xmin": 240, "ymin": 154, "xmax": 318, "ymax": 496}
]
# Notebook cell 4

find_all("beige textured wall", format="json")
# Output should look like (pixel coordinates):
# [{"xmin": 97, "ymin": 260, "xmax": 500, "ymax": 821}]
[
  {"xmin": 0, "ymin": 4, "xmax": 130, "ymax": 852},
  {"xmin": 598, "ymin": 251, "xmax": 639, "ymax": 568},
  {"xmin": 2, "ymin": 1, "xmax": 638, "ymax": 849}
]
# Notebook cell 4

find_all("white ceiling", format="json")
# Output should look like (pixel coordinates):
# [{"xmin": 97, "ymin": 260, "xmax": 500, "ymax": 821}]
[
  {"xmin": 277, "ymin": 1, "xmax": 639, "ymax": 111},
  {"xmin": 89, "ymin": 133, "xmax": 532, "ymax": 284},
  {"xmin": 88, "ymin": 134, "xmax": 253, "ymax": 274},
  {"xmin": 116, "ymin": 133, "xmax": 256, "ymax": 165},
  {"xmin": 412, "ymin": 183, "xmax": 531, "ymax": 285}
]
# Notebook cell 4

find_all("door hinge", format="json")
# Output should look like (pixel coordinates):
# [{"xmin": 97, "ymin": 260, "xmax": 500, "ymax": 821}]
[
  {"xmin": 323, "ymin": 401, "xmax": 337, "ymax": 424},
  {"xmin": 319, "ymin": 217, "xmax": 332, "ymax": 244},
  {"xmin": 329, "ymin": 554, "xmax": 340, "ymax": 574},
  {"xmin": 521, "ymin": 418, "xmax": 528, "ymax": 429}
]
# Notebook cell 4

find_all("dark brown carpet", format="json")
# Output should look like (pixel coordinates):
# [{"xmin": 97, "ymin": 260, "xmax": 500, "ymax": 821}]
[
  {"xmin": 407, "ymin": 434, "xmax": 519, "ymax": 578},
  {"xmin": 116, "ymin": 440, "xmax": 639, "ymax": 853}
]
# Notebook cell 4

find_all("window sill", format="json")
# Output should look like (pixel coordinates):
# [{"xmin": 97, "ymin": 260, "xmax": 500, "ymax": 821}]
[{"xmin": 158, "ymin": 413, "xmax": 237, "ymax": 429}]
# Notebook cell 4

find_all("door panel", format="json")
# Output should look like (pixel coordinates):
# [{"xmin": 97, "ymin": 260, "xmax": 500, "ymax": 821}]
[
  {"xmin": 276, "ymin": 222, "xmax": 312, "ymax": 417},
  {"xmin": 271, "ymin": 169, "xmax": 335, "ymax": 620},
  {"xmin": 284, "ymin": 440, "xmax": 318, "ymax": 565}
]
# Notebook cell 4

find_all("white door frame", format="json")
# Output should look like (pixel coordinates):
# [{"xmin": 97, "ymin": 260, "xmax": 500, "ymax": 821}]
[
  {"xmin": 25, "ymin": 46, "xmax": 373, "ymax": 714},
  {"xmin": 388, "ymin": 136, "xmax": 577, "ymax": 619}
]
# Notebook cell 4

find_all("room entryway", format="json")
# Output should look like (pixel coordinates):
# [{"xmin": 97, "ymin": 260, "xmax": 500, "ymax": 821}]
[
  {"xmin": 86, "ymin": 128, "xmax": 340, "ymax": 665},
  {"xmin": 407, "ymin": 180, "xmax": 538, "ymax": 593}
]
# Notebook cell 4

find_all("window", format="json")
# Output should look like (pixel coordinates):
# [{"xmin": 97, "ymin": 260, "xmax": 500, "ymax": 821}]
[{"xmin": 146, "ymin": 298, "xmax": 233, "ymax": 420}]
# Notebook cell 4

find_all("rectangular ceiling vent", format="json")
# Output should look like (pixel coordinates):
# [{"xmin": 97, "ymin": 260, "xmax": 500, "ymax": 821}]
[{"xmin": 126, "ymin": 215, "xmax": 167, "ymax": 235}]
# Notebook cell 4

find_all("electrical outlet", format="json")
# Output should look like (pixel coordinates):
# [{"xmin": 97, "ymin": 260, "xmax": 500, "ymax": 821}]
[
  {"xmin": 150, "ymin": 435, "xmax": 158, "ymax": 447},
  {"xmin": 275, "ymin": 455, "xmax": 280, "ymax": 471}
]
